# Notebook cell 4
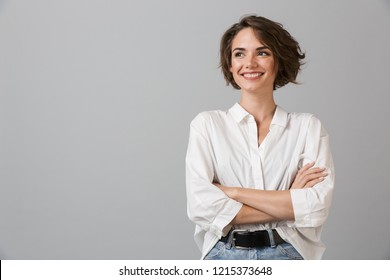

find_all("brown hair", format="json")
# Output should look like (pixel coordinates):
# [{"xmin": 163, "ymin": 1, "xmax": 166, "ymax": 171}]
[{"xmin": 220, "ymin": 15, "xmax": 305, "ymax": 90}]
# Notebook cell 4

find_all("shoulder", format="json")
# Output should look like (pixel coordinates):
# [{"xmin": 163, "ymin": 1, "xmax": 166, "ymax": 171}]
[
  {"xmin": 281, "ymin": 106, "xmax": 328, "ymax": 133},
  {"xmin": 291, "ymin": 112, "xmax": 324, "ymax": 127},
  {"xmin": 190, "ymin": 108, "xmax": 228, "ymax": 128},
  {"xmin": 287, "ymin": 110, "xmax": 323, "ymax": 126},
  {"xmin": 288, "ymin": 111, "xmax": 328, "ymax": 137},
  {"xmin": 288, "ymin": 111, "xmax": 315, "ymax": 122},
  {"xmin": 274, "ymin": 106, "xmax": 314, "ymax": 129}
]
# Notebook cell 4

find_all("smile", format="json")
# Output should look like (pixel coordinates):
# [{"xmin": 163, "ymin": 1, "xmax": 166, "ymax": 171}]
[{"xmin": 241, "ymin": 72, "xmax": 263, "ymax": 78}]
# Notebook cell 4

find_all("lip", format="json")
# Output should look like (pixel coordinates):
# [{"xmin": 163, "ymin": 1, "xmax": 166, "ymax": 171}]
[{"xmin": 240, "ymin": 72, "xmax": 264, "ymax": 80}]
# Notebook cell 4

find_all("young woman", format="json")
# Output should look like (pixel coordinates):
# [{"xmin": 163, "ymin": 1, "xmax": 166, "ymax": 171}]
[{"xmin": 185, "ymin": 15, "xmax": 335, "ymax": 260}]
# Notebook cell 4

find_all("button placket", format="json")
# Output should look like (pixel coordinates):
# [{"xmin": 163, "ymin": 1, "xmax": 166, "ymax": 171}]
[{"xmin": 247, "ymin": 117, "xmax": 264, "ymax": 189}]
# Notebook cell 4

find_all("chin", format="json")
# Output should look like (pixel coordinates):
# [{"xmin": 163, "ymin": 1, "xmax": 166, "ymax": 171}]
[{"xmin": 239, "ymin": 82, "xmax": 274, "ymax": 94}]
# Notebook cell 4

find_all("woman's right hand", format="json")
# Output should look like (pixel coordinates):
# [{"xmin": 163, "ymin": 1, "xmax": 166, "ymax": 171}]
[{"xmin": 290, "ymin": 162, "xmax": 328, "ymax": 189}]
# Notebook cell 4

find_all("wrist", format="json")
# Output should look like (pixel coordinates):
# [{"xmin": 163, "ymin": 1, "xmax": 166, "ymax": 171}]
[{"xmin": 231, "ymin": 187, "xmax": 240, "ymax": 200}]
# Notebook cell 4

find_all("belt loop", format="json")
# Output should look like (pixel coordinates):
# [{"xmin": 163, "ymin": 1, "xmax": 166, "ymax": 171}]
[
  {"xmin": 226, "ymin": 228, "xmax": 249, "ymax": 249},
  {"xmin": 266, "ymin": 229, "xmax": 276, "ymax": 248},
  {"xmin": 225, "ymin": 230, "xmax": 234, "ymax": 249}
]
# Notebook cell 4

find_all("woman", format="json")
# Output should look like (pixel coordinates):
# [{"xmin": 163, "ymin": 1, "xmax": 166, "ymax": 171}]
[{"xmin": 185, "ymin": 15, "xmax": 335, "ymax": 260}]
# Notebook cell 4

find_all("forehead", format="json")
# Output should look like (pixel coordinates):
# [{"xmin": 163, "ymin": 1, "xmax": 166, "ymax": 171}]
[{"xmin": 232, "ymin": 27, "xmax": 265, "ymax": 48}]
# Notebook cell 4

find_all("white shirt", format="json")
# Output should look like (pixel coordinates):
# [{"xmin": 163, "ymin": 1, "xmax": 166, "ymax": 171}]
[{"xmin": 185, "ymin": 103, "xmax": 335, "ymax": 259}]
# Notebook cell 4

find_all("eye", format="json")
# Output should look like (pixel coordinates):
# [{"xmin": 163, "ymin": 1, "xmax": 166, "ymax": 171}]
[
  {"xmin": 233, "ymin": 52, "xmax": 244, "ymax": 58},
  {"xmin": 258, "ymin": 51, "xmax": 270, "ymax": 57}
]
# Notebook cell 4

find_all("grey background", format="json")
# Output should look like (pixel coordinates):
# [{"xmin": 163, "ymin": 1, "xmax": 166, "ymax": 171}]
[{"xmin": 0, "ymin": 0, "xmax": 389, "ymax": 259}]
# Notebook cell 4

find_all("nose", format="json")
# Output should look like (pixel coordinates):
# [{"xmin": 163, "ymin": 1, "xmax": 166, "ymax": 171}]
[{"xmin": 245, "ymin": 54, "xmax": 258, "ymax": 68}]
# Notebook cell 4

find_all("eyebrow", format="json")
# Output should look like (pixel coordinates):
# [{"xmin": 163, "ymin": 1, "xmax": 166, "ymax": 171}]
[{"xmin": 232, "ymin": 46, "xmax": 270, "ymax": 52}]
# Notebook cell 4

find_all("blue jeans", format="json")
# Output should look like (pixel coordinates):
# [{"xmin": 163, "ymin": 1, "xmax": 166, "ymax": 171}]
[{"xmin": 204, "ymin": 241, "xmax": 304, "ymax": 260}]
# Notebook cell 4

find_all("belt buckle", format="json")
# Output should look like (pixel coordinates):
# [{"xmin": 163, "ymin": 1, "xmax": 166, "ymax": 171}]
[{"xmin": 228, "ymin": 229, "xmax": 250, "ymax": 249}]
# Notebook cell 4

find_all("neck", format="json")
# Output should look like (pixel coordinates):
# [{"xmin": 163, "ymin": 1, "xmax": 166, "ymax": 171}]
[{"xmin": 239, "ymin": 89, "xmax": 276, "ymax": 123}]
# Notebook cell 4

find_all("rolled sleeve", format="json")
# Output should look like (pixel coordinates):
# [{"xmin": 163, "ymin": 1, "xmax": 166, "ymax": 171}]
[
  {"xmin": 289, "ymin": 116, "xmax": 335, "ymax": 228},
  {"xmin": 186, "ymin": 114, "xmax": 242, "ymax": 237}
]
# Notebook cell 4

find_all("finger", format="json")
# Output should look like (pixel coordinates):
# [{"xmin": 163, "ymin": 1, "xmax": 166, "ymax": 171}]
[
  {"xmin": 297, "ymin": 172, "xmax": 327, "ymax": 187},
  {"xmin": 298, "ymin": 168, "xmax": 326, "ymax": 181},
  {"xmin": 305, "ymin": 171, "xmax": 328, "ymax": 181},
  {"xmin": 304, "ymin": 177, "xmax": 325, "ymax": 188},
  {"xmin": 303, "ymin": 167, "xmax": 326, "ymax": 176},
  {"xmin": 295, "ymin": 168, "xmax": 324, "ymax": 182},
  {"xmin": 297, "ymin": 162, "xmax": 315, "ymax": 175}
]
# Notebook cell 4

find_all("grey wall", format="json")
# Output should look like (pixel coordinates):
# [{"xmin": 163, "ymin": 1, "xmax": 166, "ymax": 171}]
[{"xmin": 0, "ymin": 0, "xmax": 389, "ymax": 259}]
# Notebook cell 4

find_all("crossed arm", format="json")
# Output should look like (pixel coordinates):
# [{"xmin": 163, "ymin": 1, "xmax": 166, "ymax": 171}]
[{"xmin": 214, "ymin": 162, "xmax": 328, "ymax": 225}]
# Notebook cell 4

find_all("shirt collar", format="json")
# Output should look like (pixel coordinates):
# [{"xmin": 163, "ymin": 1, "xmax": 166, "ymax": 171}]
[
  {"xmin": 228, "ymin": 102, "xmax": 288, "ymax": 127},
  {"xmin": 271, "ymin": 105, "xmax": 288, "ymax": 128},
  {"xmin": 229, "ymin": 103, "xmax": 250, "ymax": 123}
]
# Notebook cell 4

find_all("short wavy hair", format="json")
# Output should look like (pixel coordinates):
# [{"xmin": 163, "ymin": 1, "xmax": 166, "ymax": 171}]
[{"xmin": 220, "ymin": 15, "xmax": 305, "ymax": 90}]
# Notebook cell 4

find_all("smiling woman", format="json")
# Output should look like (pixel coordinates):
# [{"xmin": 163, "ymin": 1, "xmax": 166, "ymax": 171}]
[
  {"xmin": 229, "ymin": 28, "xmax": 277, "ymax": 96},
  {"xmin": 220, "ymin": 16, "xmax": 305, "ymax": 91},
  {"xmin": 185, "ymin": 15, "xmax": 335, "ymax": 260}
]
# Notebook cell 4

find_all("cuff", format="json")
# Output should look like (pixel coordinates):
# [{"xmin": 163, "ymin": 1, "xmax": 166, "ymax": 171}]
[
  {"xmin": 288, "ymin": 189, "xmax": 312, "ymax": 227},
  {"xmin": 210, "ymin": 199, "xmax": 243, "ymax": 237}
]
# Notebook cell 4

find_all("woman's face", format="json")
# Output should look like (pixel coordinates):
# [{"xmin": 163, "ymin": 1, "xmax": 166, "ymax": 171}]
[{"xmin": 230, "ymin": 27, "xmax": 277, "ymax": 94}]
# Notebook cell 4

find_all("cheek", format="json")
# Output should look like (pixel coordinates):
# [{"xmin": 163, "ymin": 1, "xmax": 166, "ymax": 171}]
[
  {"xmin": 229, "ymin": 61, "xmax": 235, "ymax": 72},
  {"xmin": 230, "ymin": 61, "xmax": 241, "ymax": 73},
  {"xmin": 266, "ymin": 59, "xmax": 277, "ymax": 74}
]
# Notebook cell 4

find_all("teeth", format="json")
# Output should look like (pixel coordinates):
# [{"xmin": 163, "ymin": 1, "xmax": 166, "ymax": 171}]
[{"xmin": 243, "ymin": 73, "xmax": 262, "ymax": 78}]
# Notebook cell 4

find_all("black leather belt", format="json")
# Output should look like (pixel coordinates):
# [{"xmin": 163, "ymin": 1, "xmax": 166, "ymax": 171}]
[{"xmin": 220, "ymin": 229, "xmax": 285, "ymax": 248}]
